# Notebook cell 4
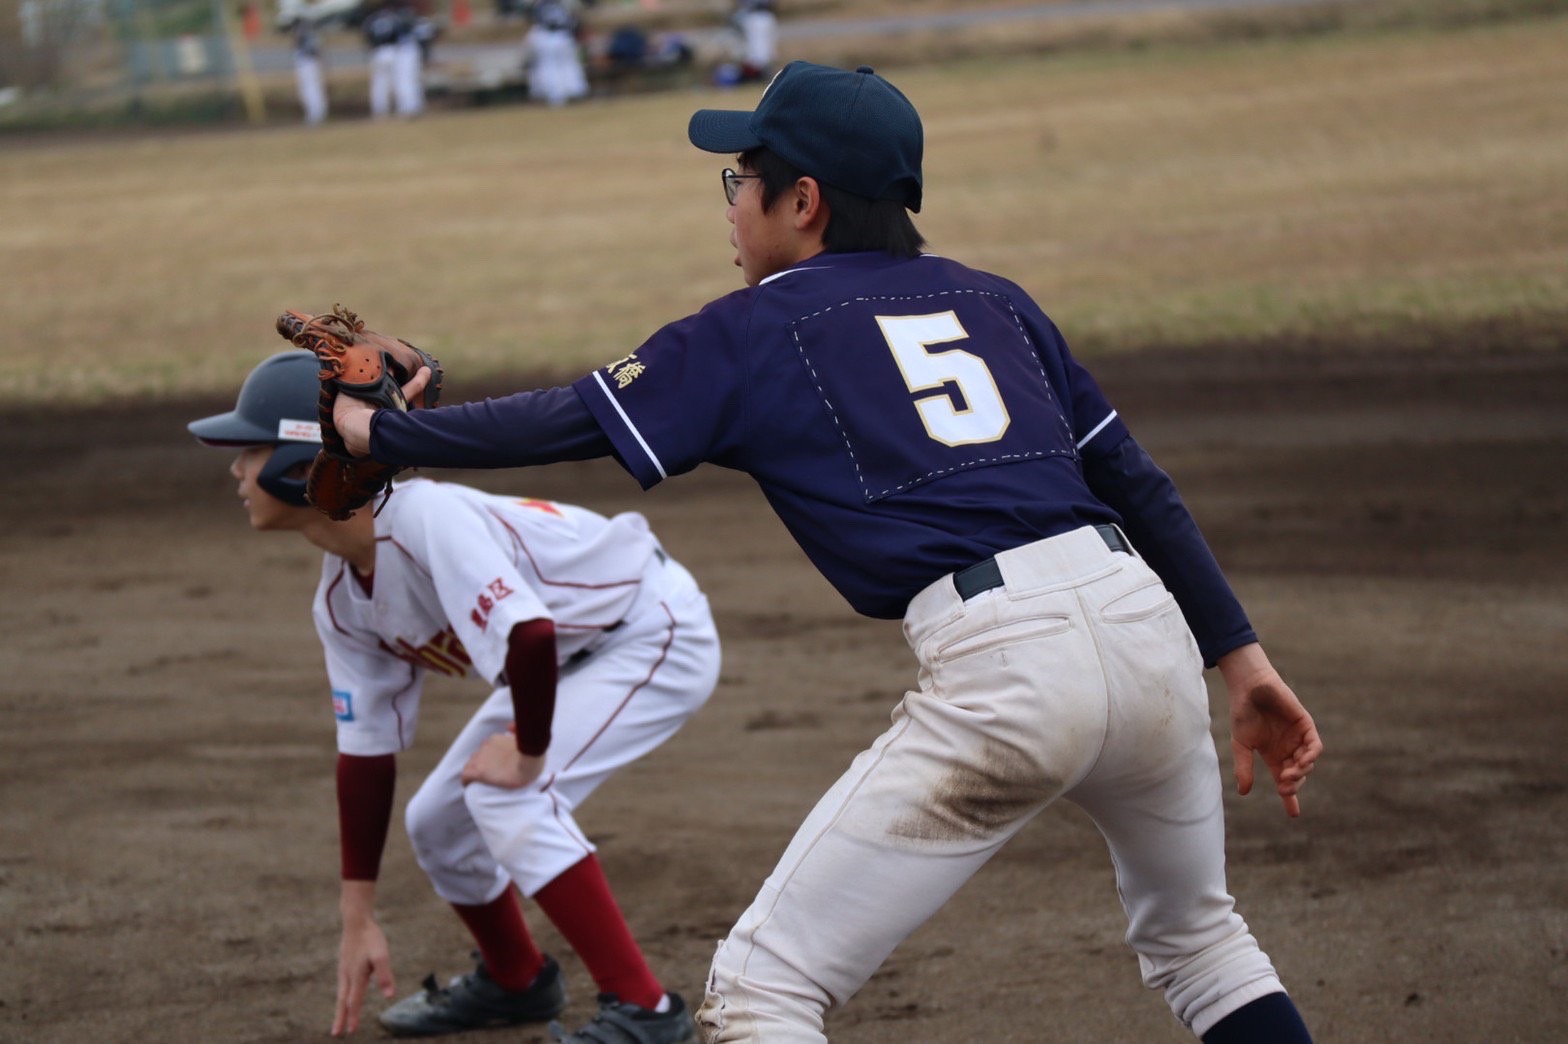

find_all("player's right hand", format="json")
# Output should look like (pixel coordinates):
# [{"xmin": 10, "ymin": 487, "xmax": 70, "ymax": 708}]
[{"xmin": 332, "ymin": 913, "xmax": 395, "ymax": 1036}]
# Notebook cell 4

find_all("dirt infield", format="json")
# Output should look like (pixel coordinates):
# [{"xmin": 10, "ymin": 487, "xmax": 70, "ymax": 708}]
[{"xmin": 3, "ymin": 342, "xmax": 1565, "ymax": 1042}]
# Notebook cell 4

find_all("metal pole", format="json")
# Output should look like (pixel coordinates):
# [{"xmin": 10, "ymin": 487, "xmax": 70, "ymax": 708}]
[{"xmin": 215, "ymin": 0, "xmax": 267, "ymax": 124}]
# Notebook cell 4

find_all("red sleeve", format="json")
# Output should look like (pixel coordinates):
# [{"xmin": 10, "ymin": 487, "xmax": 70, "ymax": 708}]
[
  {"xmin": 336, "ymin": 752, "xmax": 396, "ymax": 881},
  {"xmin": 505, "ymin": 618, "xmax": 559, "ymax": 757}
]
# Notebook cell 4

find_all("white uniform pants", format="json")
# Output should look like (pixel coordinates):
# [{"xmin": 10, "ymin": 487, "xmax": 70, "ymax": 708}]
[
  {"xmin": 698, "ymin": 526, "xmax": 1285, "ymax": 1041},
  {"xmin": 294, "ymin": 55, "xmax": 326, "ymax": 125},
  {"xmin": 369, "ymin": 45, "xmax": 398, "ymax": 117},
  {"xmin": 394, "ymin": 38, "xmax": 424, "ymax": 117},
  {"xmin": 405, "ymin": 557, "xmax": 719, "ymax": 900},
  {"xmin": 526, "ymin": 28, "xmax": 588, "ymax": 106}
]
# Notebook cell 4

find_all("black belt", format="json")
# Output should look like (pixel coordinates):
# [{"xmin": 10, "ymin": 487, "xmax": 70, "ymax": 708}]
[
  {"xmin": 565, "ymin": 619, "xmax": 624, "ymax": 669},
  {"xmin": 953, "ymin": 524, "xmax": 1131, "ymax": 602}
]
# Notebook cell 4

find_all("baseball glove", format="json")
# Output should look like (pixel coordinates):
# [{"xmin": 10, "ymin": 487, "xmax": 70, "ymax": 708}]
[{"xmin": 275, "ymin": 304, "xmax": 443, "ymax": 521}]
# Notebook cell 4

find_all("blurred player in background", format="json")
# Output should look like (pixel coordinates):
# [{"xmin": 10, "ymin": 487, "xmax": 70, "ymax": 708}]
[
  {"xmin": 732, "ymin": 0, "xmax": 777, "ymax": 80},
  {"xmin": 362, "ymin": 1, "xmax": 402, "ymax": 118},
  {"xmin": 363, "ymin": 1, "xmax": 423, "ymax": 118},
  {"xmin": 523, "ymin": 0, "xmax": 589, "ymax": 107},
  {"xmin": 393, "ymin": 0, "xmax": 426, "ymax": 118},
  {"xmin": 289, "ymin": 13, "xmax": 327, "ymax": 126},
  {"xmin": 189, "ymin": 352, "xmax": 717, "ymax": 1042}
]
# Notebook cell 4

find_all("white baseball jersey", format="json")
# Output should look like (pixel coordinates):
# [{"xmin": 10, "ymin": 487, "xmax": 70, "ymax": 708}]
[{"xmin": 316, "ymin": 477, "xmax": 662, "ymax": 757}]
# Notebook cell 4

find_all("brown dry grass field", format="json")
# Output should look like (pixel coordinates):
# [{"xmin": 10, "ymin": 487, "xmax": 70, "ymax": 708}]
[{"xmin": 1, "ymin": 10, "xmax": 1565, "ymax": 404}]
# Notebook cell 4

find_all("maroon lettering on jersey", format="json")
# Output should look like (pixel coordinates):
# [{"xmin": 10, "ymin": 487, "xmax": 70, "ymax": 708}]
[{"xmin": 382, "ymin": 628, "xmax": 474, "ymax": 677}]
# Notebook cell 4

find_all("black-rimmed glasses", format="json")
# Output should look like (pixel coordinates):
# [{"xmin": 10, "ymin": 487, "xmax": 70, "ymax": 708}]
[{"xmin": 721, "ymin": 168, "xmax": 762, "ymax": 206}]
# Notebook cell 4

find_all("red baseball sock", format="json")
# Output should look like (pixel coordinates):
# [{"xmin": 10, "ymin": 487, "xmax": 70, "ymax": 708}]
[
  {"xmin": 533, "ymin": 854, "xmax": 663, "ymax": 1010},
  {"xmin": 451, "ymin": 886, "xmax": 546, "ymax": 993}
]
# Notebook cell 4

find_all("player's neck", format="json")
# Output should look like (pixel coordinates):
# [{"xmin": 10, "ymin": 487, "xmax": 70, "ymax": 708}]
[{"xmin": 301, "ymin": 509, "xmax": 377, "ymax": 573}]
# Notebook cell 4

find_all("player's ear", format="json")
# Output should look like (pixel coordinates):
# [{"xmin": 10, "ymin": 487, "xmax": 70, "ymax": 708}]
[{"xmin": 792, "ymin": 177, "xmax": 826, "ymax": 232}]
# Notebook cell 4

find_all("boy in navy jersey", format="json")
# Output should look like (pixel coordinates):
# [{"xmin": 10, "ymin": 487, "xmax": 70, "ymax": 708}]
[{"xmin": 329, "ymin": 61, "xmax": 1321, "ymax": 1044}]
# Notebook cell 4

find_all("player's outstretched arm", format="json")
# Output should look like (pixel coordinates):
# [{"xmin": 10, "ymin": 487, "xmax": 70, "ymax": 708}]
[
  {"xmin": 333, "ymin": 366, "xmax": 433, "ymax": 457},
  {"xmin": 332, "ymin": 880, "xmax": 395, "ymax": 1036},
  {"xmin": 1218, "ymin": 642, "xmax": 1323, "ymax": 818}
]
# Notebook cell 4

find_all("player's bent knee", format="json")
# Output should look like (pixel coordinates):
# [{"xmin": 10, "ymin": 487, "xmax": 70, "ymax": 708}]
[
  {"xmin": 460, "ymin": 782, "xmax": 551, "ymax": 848},
  {"xmin": 404, "ymin": 784, "xmax": 456, "ymax": 857}
]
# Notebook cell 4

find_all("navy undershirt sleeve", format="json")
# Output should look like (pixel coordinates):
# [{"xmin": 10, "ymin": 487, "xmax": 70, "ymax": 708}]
[
  {"xmin": 1082, "ymin": 434, "xmax": 1257, "ymax": 667},
  {"xmin": 370, "ymin": 385, "xmax": 613, "ymax": 469}
]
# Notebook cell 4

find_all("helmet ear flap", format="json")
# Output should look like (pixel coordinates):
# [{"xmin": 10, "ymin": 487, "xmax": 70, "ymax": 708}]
[{"xmin": 259, "ymin": 443, "xmax": 319, "ymax": 508}]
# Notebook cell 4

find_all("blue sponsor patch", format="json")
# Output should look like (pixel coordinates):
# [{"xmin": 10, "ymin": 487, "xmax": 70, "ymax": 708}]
[{"xmin": 332, "ymin": 689, "xmax": 354, "ymax": 722}]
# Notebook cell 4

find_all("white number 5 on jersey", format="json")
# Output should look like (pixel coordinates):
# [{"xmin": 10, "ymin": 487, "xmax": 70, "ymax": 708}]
[{"xmin": 876, "ymin": 311, "xmax": 1010, "ymax": 446}]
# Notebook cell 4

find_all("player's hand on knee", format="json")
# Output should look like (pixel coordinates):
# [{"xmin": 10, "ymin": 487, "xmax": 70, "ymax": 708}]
[
  {"xmin": 460, "ymin": 732, "xmax": 546, "ymax": 789},
  {"xmin": 1218, "ymin": 643, "xmax": 1324, "ymax": 818}
]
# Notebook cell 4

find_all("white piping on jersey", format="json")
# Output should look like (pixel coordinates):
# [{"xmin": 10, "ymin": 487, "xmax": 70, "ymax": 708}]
[
  {"xmin": 488, "ymin": 509, "xmax": 643, "ymax": 592},
  {"xmin": 553, "ymin": 602, "xmax": 678, "ymax": 775},
  {"xmin": 591, "ymin": 370, "xmax": 667, "ymax": 479},
  {"xmin": 759, "ymin": 266, "xmax": 832, "ymax": 286},
  {"xmin": 1076, "ymin": 410, "xmax": 1119, "ymax": 449},
  {"xmin": 758, "ymin": 254, "xmax": 939, "ymax": 287}
]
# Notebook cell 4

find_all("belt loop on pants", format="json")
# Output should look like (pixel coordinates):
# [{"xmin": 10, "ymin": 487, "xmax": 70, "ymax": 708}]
[{"xmin": 952, "ymin": 524, "xmax": 1131, "ymax": 602}]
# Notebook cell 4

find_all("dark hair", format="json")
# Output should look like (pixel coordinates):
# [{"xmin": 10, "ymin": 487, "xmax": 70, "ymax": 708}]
[{"xmin": 740, "ymin": 147, "xmax": 926, "ymax": 258}]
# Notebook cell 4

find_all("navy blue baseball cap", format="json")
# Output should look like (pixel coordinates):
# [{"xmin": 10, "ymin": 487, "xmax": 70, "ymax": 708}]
[{"xmin": 688, "ymin": 61, "xmax": 924, "ymax": 212}]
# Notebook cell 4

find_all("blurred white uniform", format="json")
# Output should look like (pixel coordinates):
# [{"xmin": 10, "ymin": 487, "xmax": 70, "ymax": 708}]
[
  {"xmin": 735, "ymin": 0, "xmax": 777, "ymax": 73},
  {"xmin": 363, "ymin": 4, "xmax": 421, "ymax": 118},
  {"xmin": 523, "ymin": 2, "xmax": 587, "ymax": 106},
  {"xmin": 394, "ymin": 18, "xmax": 425, "ymax": 117},
  {"xmin": 291, "ymin": 18, "xmax": 327, "ymax": 125}
]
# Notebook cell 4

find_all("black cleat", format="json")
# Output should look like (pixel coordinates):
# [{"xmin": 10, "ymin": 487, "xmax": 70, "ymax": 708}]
[{"xmin": 378, "ymin": 954, "xmax": 568, "ymax": 1037}]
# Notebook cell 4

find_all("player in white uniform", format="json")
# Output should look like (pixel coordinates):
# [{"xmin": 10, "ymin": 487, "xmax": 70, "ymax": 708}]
[
  {"xmin": 364, "ymin": 2, "xmax": 422, "ymax": 119},
  {"xmin": 290, "ymin": 15, "xmax": 328, "ymax": 126},
  {"xmin": 392, "ymin": 2, "xmax": 425, "ymax": 119},
  {"xmin": 732, "ymin": 0, "xmax": 778, "ymax": 78},
  {"xmin": 189, "ymin": 352, "xmax": 716, "ymax": 1043},
  {"xmin": 523, "ymin": 0, "xmax": 588, "ymax": 107}
]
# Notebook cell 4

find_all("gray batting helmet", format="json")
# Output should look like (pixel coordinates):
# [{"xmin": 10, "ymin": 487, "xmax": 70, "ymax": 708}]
[{"xmin": 188, "ymin": 352, "xmax": 322, "ymax": 507}]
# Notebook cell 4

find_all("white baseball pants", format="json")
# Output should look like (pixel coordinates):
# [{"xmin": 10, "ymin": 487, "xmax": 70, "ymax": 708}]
[
  {"xmin": 393, "ymin": 39, "xmax": 424, "ymax": 117},
  {"xmin": 294, "ymin": 55, "xmax": 326, "ymax": 125},
  {"xmin": 404, "ymin": 557, "xmax": 719, "ymax": 900},
  {"xmin": 697, "ymin": 526, "xmax": 1285, "ymax": 1041},
  {"xmin": 526, "ymin": 28, "xmax": 588, "ymax": 106},
  {"xmin": 369, "ymin": 45, "xmax": 398, "ymax": 118}
]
